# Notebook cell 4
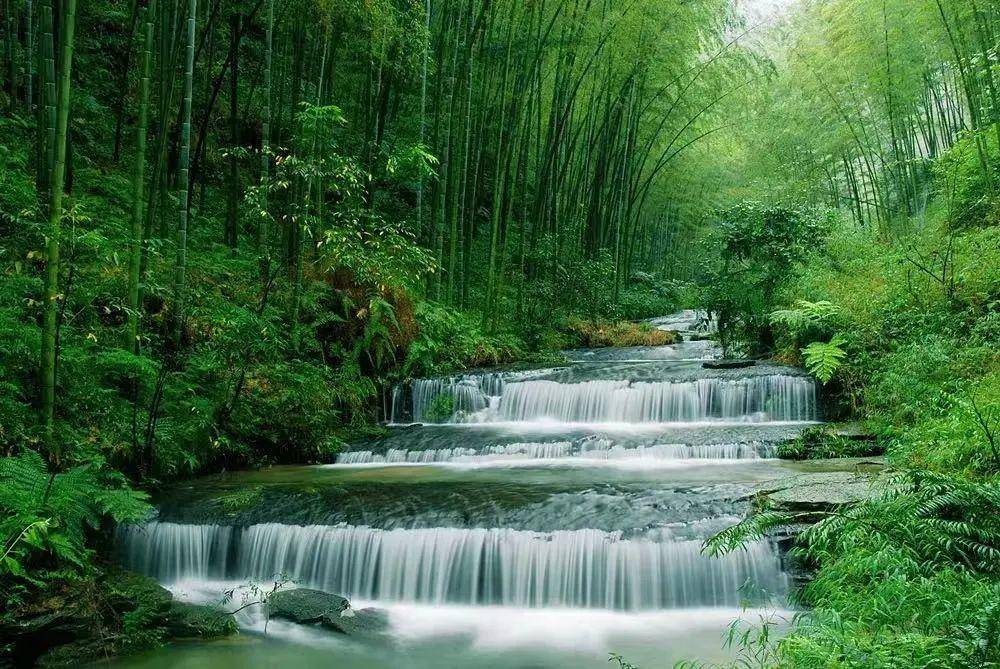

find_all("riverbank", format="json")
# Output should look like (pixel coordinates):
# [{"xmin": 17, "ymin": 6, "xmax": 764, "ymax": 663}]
[{"xmin": 701, "ymin": 201, "xmax": 1000, "ymax": 666}]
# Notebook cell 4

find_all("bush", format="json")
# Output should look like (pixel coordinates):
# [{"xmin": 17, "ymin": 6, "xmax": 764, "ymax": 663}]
[
  {"xmin": 775, "ymin": 426, "xmax": 883, "ymax": 460},
  {"xmin": 701, "ymin": 202, "xmax": 831, "ymax": 356}
]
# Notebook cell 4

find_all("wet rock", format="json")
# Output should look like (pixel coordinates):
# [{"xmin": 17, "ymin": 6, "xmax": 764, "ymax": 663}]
[
  {"xmin": 2, "ymin": 569, "xmax": 175, "ymax": 667},
  {"xmin": 754, "ymin": 471, "xmax": 876, "ymax": 521},
  {"xmin": 105, "ymin": 568, "xmax": 173, "ymax": 619},
  {"xmin": 323, "ymin": 606, "xmax": 390, "ymax": 639},
  {"xmin": 35, "ymin": 638, "xmax": 110, "ymax": 667},
  {"xmin": 267, "ymin": 588, "xmax": 350, "ymax": 625},
  {"xmin": 702, "ymin": 359, "xmax": 756, "ymax": 369},
  {"xmin": 267, "ymin": 588, "xmax": 389, "ymax": 639},
  {"xmin": 165, "ymin": 601, "xmax": 237, "ymax": 638}
]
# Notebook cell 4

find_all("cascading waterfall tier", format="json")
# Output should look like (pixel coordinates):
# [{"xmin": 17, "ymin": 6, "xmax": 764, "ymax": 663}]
[
  {"xmin": 118, "ymin": 522, "xmax": 788, "ymax": 610},
  {"xmin": 335, "ymin": 440, "xmax": 774, "ymax": 465},
  {"xmin": 497, "ymin": 376, "xmax": 816, "ymax": 423},
  {"xmin": 390, "ymin": 370, "xmax": 554, "ymax": 424},
  {"xmin": 394, "ymin": 373, "xmax": 817, "ymax": 424}
]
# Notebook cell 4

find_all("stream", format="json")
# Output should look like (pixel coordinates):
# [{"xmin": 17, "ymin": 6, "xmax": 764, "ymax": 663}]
[{"xmin": 109, "ymin": 311, "xmax": 826, "ymax": 668}]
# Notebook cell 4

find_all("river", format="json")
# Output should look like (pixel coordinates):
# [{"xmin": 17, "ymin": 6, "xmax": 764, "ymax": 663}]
[{"xmin": 109, "ymin": 311, "xmax": 824, "ymax": 668}]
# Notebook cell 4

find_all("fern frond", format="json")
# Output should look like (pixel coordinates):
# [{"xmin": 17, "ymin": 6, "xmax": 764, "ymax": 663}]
[{"xmin": 802, "ymin": 334, "xmax": 847, "ymax": 383}]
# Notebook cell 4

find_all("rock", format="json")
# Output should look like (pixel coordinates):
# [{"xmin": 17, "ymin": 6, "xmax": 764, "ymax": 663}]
[
  {"xmin": 702, "ymin": 359, "xmax": 756, "ymax": 369},
  {"xmin": 267, "ymin": 588, "xmax": 389, "ymax": 639},
  {"xmin": 267, "ymin": 588, "xmax": 350, "ymax": 625},
  {"xmin": 35, "ymin": 638, "xmax": 110, "ymax": 668},
  {"xmin": 831, "ymin": 422, "xmax": 878, "ymax": 442},
  {"xmin": 104, "ymin": 568, "xmax": 173, "ymax": 620},
  {"xmin": 165, "ymin": 601, "xmax": 237, "ymax": 638},
  {"xmin": 323, "ymin": 607, "xmax": 390, "ymax": 639},
  {"xmin": 754, "ymin": 471, "xmax": 876, "ymax": 520}
]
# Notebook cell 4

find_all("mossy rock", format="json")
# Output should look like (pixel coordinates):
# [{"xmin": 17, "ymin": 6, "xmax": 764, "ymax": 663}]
[
  {"xmin": 267, "ymin": 589, "xmax": 388, "ymax": 639},
  {"xmin": 267, "ymin": 588, "xmax": 350, "ymax": 625},
  {"xmin": 104, "ymin": 568, "xmax": 173, "ymax": 620},
  {"xmin": 165, "ymin": 602, "xmax": 237, "ymax": 639},
  {"xmin": 755, "ymin": 471, "xmax": 876, "ymax": 521},
  {"xmin": 35, "ymin": 638, "xmax": 110, "ymax": 667},
  {"xmin": 324, "ymin": 607, "xmax": 390, "ymax": 639}
]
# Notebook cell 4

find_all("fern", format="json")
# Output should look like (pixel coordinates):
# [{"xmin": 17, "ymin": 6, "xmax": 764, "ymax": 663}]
[
  {"xmin": 0, "ymin": 450, "xmax": 151, "ymax": 581},
  {"xmin": 802, "ymin": 334, "xmax": 847, "ymax": 383},
  {"xmin": 771, "ymin": 300, "xmax": 840, "ymax": 333},
  {"xmin": 703, "ymin": 511, "xmax": 794, "ymax": 556}
]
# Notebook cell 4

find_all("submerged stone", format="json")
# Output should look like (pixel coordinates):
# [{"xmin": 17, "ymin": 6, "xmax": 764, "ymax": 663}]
[{"xmin": 702, "ymin": 359, "xmax": 756, "ymax": 369}]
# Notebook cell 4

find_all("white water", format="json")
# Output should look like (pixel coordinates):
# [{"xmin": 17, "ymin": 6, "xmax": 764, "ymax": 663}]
[
  {"xmin": 334, "ymin": 440, "xmax": 774, "ymax": 466},
  {"xmin": 156, "ymin": 578, "xmax": 789, "ymax": 666},
  {"xmin": 119, "ymin": 522, "xmax": 788, "ymax": 610},
  {"xmin": 113, "ymin": 311, "xmax": 804, "ymax": 667},
  {"xmin": 494, "ymin": 377, "xmax": 816, "ymax": 423},
  {"xmin": 395, "ymin": 374, "xmax": 816, "ymax": 425}
]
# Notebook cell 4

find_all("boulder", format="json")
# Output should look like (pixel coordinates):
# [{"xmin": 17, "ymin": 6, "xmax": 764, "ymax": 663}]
[
  {"xmin": 165, "ymin": 601, "xmax": 237, "ymax": 639},
  {"xmin": 322, "ymin": 606, "xmax": 390, "ymax": 639},
  {"xmin": 267, "ymin": 588, "xmax": 350, "ymax": 625},
  {"xmin": 702, "ymin": 359, "xmax": 756, "ymax": 369},
  {"xmin": 267, "ymin": 588, "xmax": 388, "ymax": 639},
  {"xmin": 105, "ymin": 569, "xmax": 174, "ymax": 620}
]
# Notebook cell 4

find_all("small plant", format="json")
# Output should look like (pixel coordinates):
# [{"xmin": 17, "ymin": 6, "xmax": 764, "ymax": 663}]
[
  {"xmin": 776, "ymin": 425, "xmax": 882, "ymax": 460},
  {"xmin": 771, "ymin": 300, "xmax": 840, "ymax": 338},
  {"xmin": 802, "ymin": 334, "xmax": 847, "ymax": 383},
  {"xmin": 423, "ymin": 394, "xmax": 456, "ymax": 423}
]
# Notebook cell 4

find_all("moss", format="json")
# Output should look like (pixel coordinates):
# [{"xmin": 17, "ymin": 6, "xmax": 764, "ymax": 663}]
[
  {"xmin": 165, "ymin": 602, "xmax": 237, "ymax": 639},
  {"xmin": 565, "ymin": 319, "xmax": 680, "ymax": 348}
]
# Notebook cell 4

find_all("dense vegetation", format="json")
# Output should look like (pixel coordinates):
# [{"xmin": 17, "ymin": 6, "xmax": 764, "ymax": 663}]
[
  {"xmin": 0, "ymin": 0, "xmax": 735, "ymax": 660},
  {"xmin": 699, "ymin": 1, "xmax": 1000, "ymax": 666}
]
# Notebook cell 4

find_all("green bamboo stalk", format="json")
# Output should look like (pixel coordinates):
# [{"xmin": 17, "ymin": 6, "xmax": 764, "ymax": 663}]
[
  {"xmin": 127, "ymin": 2, "xmax": 155, "ymax": 354},
  {"xmin": 39, "ymin": 0, "xmax": 77, "ymax": 458},
  {"xmin": 173, "ymin": 0, "xmax": 197, "ymax": 347}
]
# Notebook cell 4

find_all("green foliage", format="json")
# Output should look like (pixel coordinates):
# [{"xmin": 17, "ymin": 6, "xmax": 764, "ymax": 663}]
[
  {"xmin": 801, "ymin": 335, "xmax": 847, "ymax": 384},
  {"xmin": 770, "ymin": 300, "xmax": 840, "ymax": 342},
  {"xmin": 423, "ymin": 394, "xmax": 456, "ymax": 423},
  {"xmin": 404, "ymin": 302, "xmax": 524, "ymax": 377},
  {"xmin": 775, "ymin": 426, "xmax": 883, "ymax": 460},
  {"xmin": 0, "ymin": 450, "xmax": 150, "ymax": 584},
  {"xmin": 701, "ymin": 203, "xmax": 830, "ymax": 355},
  {"xmin": 707, "ymin": 472, "xmax": 1000, "ymax": 668}
]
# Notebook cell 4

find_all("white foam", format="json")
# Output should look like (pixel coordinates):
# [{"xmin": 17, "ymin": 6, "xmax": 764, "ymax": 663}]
[{"xmin": 160, "ymin": 579, "xmax": 790, "ymax": 655}]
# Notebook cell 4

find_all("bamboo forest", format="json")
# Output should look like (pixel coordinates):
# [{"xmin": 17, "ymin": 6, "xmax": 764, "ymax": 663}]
[{"xmin": 3, "ymin": 0, "xmax": 1000, "ymax": 666}]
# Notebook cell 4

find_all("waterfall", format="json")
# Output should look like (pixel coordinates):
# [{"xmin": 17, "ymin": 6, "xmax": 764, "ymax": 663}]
[
  {"xmin": 118, "ymin": 522, "xmax": 788, "ymax": 610},
  {"xmin": 335, "ymin": 440, "xmax": 774, "ymax": 465},
  {"xmin": 392, "ymin": 370, "xmax": 555, "ymax": 423},
  {"xmin": 394, "ymin": 374, "xmax": 816, "ymax": 425},
  {"xmin": 495, "ymin": 376, "xmax": 816, "ymax": 423}
]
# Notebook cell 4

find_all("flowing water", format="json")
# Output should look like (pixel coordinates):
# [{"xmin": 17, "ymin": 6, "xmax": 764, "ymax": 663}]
[{"xmin": 111, "ymin": 312, "xmax": 823, "ymax": 668}]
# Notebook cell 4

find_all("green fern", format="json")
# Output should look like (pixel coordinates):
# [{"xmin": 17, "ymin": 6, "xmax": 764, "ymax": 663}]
[
  {"xmin": 0, "ymin": 450, "xmax": 151, "ymax": 581},
  {"xmin": 771, "ymin": 300, "xmax": 840, "ymax": 333},
  {"xmin": 802, "ymin": 334, "xmax": 847, "ymax": 383}
]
